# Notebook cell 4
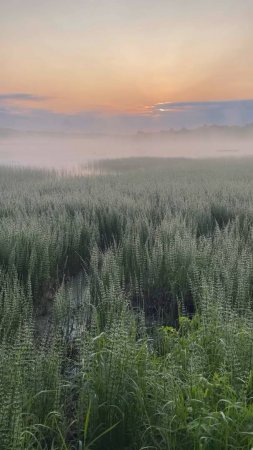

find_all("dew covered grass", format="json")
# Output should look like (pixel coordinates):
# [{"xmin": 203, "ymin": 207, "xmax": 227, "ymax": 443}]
[{"xmin": 1, "ymin": 158, "xmax": 253, "ymax": 449}]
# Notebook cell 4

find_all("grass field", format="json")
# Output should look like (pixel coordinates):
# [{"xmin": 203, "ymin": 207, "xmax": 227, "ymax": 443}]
[{"xmin": 1, "ymin": 157, "xmax": 253, "ymax": 449}]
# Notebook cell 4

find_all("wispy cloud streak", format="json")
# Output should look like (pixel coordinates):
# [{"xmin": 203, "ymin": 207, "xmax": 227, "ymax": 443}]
[
  {"xmin": 152, "ymin": 99, "xmax": 253, "ymax": 113},
  {"xmin": 0, "ymin": 93, "xmax": 51, "ymax": 102}
]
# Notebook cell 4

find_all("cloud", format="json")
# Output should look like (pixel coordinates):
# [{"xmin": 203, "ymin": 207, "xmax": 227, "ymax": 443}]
[
  {"xmin": 0, "ymin": 106, "xmax": 152, "ymax": 133},
  {"xmin": 0, "ymin": 93, "xmax": 51, "ymax": 103},
  {"xmin": 1, "ymin": 99, "xmax": 253, "ymax": 134},
  {"xmin": 151, "ymin": 99, "xmax": 253, "ymax": 128},
  {"xmin": 152, "ymin": 99, "xmax": 253, "ymax": 113}
]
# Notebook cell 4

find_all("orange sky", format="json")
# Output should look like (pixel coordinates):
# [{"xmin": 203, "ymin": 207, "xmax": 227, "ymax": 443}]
[{"xmin": 1, "ymin": 0, "xmax": 253, "ymax": 115}]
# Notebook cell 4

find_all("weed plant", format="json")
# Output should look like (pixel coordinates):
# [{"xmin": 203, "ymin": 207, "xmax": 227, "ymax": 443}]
[{"xmin": 0, "ymin": 158, "xmax": 253, "ymax": 449}]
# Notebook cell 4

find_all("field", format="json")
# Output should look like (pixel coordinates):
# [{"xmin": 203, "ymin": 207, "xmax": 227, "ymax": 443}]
[{"xmin": 1, "ymin": 157, "xmax": 253, "ymax": 450}]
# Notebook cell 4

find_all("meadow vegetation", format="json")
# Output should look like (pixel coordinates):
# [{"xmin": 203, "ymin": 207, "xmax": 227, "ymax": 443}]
[{"xmin": 1, "ymin": 158, "xmax": 253, "ymax": 449}]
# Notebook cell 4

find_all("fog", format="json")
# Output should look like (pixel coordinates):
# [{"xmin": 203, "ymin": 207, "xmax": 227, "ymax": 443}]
[{"xmin": 0, "ymin": 133, "xmax": 253, "ymax": 171}]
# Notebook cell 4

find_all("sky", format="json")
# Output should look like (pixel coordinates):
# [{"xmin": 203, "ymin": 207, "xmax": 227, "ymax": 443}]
[{"xmin": 1, "ymin": 0, "xmax": 253, "ymax": 133}]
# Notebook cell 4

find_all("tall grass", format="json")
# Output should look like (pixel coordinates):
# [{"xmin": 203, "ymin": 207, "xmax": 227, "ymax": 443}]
[{"xmin": 0, "ymin": 158, "xmax": 253, "ymax": 449}]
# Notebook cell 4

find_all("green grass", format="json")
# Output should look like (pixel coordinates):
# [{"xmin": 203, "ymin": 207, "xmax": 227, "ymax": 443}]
[{"xmin": 0, "ymin": 158, "xmax": 253, "ymax": 449}]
